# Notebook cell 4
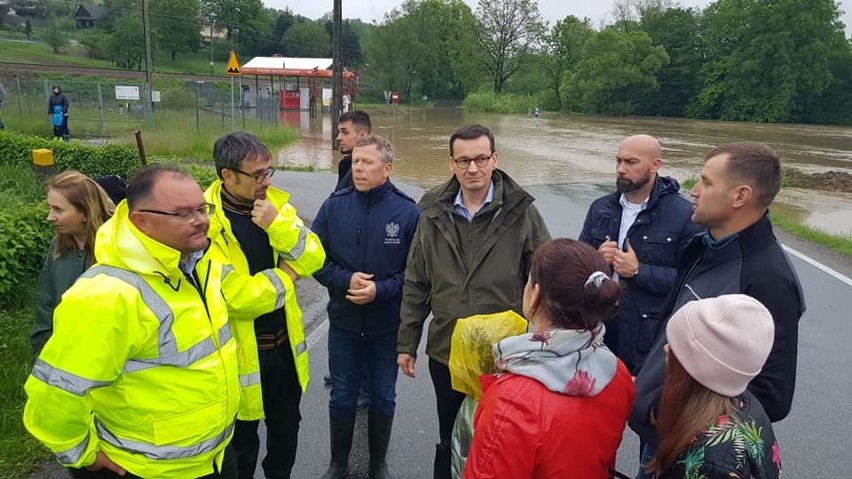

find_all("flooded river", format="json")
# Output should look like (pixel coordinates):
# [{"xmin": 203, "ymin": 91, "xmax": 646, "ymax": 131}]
[{"xmin": 275, "ymin": 108, "xmax": 852, "ymax": 236}]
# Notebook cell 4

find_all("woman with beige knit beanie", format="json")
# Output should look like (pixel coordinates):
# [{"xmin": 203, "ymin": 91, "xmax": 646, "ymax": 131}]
[{"xmin": 645, "ymin": 294, "xmax": 782, "ymax": 479}]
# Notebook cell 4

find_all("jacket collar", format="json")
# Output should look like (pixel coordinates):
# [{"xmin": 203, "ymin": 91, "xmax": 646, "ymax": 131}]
[
  {"xmin": 354, "ymin": 179, "xmax": 394, "ymax": 203},
  {"xmin": 421, "ymin": 169, "xmax": 533, "ymax": 219}
]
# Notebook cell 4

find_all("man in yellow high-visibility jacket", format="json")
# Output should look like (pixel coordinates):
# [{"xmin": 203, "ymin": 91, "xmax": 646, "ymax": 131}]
[
  {"xmin": 24, "ymin": 165, "xmax": 296, "ymax": 479},
  {"xmin": 206, "ymin": 131, "xmax": 325, "ymax": 479}
]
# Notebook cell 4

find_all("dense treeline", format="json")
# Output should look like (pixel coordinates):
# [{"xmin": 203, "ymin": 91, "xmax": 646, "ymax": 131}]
[
  {"xmin": 9, "ymin": 0, "xmax": 365, "ymax": 69},
  {"xmin": 362, "ymin": 0, "xmax": 852, "ymax": 125},
  {"xmin": 11, "ymin": 0, "xmax": 851, "ymax": 124}
]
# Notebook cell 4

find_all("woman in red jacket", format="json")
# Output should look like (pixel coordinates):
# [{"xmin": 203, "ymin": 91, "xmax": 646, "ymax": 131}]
[{"xmin": 463, "ymin": 238, "xmax": 635, "ymax": 479}]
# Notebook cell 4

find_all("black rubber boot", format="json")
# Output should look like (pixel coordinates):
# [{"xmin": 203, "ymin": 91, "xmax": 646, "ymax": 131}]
[
  {"xmin": 368, "ymin": 412, "xmax": 395, "ymax": 479},
  {"xmin": 321, "ymin": 412, "xmax": 356, "ymax": 479},
  {"xmin": 433, "ymin": 440, "xmax": 451, "ymax": 479}
]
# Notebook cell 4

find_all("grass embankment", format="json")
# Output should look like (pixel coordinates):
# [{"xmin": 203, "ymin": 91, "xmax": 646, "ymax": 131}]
[
  {"xmin": 682, "ymin": 175, "xmax": 852, "ymax": 257},
  {"xmin": 0, "ymin": 39, "xmax": 229, "ymax": 76}
]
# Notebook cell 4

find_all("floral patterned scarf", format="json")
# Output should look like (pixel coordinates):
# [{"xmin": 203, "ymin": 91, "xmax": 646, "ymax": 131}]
[{"xmin": 493, "ymin": 325, "xmax": 617, "ymax": 397}]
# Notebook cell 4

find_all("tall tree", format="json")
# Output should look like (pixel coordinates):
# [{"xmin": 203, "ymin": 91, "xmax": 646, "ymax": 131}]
[
  {"xmin": 282, "ymin": 21, "xmax": 330, "ymax": 57},
  {"xmin": 109, "ymin": 14, "xmax": 145, "ymax": 69},
  {"xmin": 43, "ymin": 17, "xmax": 72, "ymax": 53},
  {"xmin": 689, "ymin": 0, "xmax": 845, "ymax": 123},
  {"xmin": 563, "ymin": 29, "xmax": 669, "ymax": 115},
  {"xmin": 150, "ymin": 0, "xmax": 202, "ymax": 61},
  {"xmin": 474, "ymin": 0, "xmax": 545, "ymax": 94},
  {"xmin": 542, "ymin": 15, "xmax": 593, "ymax": 110},
  {"xmin": 639, "ymin": 7, "xmax": 703, "ymax": 117},
  {"xmin": 202, "ymin": 0, "xmax": 266, "ymax": 47}
]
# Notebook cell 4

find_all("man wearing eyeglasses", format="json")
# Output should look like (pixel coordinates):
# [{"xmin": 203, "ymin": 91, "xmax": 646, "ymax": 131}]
[
  {"xmin": 397, "ymin": 123, "xmax": 551, "ymax": 479},
  {"xmin": 24, "ymin": 165, "xmax": 296, "ymax": 478},
  {"xmin": 205, "ymin": 132, "xmax": 326, "ymax": 479}
]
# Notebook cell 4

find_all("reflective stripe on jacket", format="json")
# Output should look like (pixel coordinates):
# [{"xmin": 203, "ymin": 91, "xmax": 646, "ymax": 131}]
[
  {"xmin": 205, "ymin": 180, "xmax": 325, "ymax": 420},
  {"xmin": 24, "ymin": 201, "xmax": 241, "ymax": 479}
]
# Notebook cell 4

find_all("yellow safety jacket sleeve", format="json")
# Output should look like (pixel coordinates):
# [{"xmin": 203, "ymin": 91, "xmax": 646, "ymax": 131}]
[
  {"xmin": 24, "ymin": 283, "xmax": 138, "ymax": 468},
  {"xmin": 266, "ymin": 203, "xmax": 325, "ymax": 278},
  {"xmin": 219, "ymin": 263, "xmax": 295, "ymax": 322}
]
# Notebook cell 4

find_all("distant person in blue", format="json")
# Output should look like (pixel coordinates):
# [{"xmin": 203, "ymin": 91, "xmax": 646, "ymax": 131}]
[
  {"xmin": 48, "ymin": 85, "xmax": 69, "ymax": 141},
  {"xmin": 313, "ymin": 135, "xmax": 420, "ymax": 479}
]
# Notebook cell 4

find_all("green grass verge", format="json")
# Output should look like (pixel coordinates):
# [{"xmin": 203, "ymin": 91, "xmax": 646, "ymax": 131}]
[
  {"xmin": 0, "ymin": 307, "xmax": 51, "ymax": 478},
  {"xmin": 3, "ymin": 101, "xmax": 300, "ymax": 160},
  {"xmin": 0, "ymin": 40, "xmax": 230, "ymax": 77},
  {"xmin": 681, "ymin": 177, "xmax": 852, "ymax": 257}
]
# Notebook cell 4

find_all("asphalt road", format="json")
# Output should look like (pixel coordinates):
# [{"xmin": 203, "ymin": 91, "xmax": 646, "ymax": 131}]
[{"xmin": 28, "ymin": 171, "xmax": 852, "ymax": 478}]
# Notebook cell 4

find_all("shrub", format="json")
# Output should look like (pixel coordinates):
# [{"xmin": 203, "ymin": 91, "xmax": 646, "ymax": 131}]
[
  {"xmin": 0, "ymin": 168, "xmax": 53, "ymax": 309},
  {"xmin": 0, "ymin": 130, "xmax": 142, "ymax": 178},
  {"xmin": 463, "ymin": 92, "xmax": 540, "ymax": 114}
]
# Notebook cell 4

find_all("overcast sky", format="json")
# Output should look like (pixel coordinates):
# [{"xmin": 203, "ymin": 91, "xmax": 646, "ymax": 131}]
[{"xmin": 264, "ymin": 0, "xmax": 852, "ymax": 34}]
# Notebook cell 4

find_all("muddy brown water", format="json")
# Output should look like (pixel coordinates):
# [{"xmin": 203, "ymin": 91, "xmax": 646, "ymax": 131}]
[{"xmin": 274, "ymin": 108, "xmax": 852, "ymax": 236}]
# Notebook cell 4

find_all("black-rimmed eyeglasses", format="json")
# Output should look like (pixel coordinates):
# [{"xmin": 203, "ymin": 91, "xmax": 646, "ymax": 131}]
[
  {"xmin": 138, "ymin": 203, "xmax": 215, "ymax": 224},
  {"xmin": 452, "ymin": 153, "xmax": 494, "ymax": 169},
  {"xmin": 231, "ymin": 167, "xmax": 276, "ymax": 183}
]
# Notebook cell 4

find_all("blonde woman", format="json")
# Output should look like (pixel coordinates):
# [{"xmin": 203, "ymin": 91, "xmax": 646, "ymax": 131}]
[{"xmin": 31, "ymin": 171, "xmax": 115, "ymax": 358}]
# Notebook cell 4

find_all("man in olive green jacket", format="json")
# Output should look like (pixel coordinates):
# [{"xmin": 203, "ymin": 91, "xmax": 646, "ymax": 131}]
[{"xmin": 397, "ymin": 124, "xmax": 551, "ymax": 479}]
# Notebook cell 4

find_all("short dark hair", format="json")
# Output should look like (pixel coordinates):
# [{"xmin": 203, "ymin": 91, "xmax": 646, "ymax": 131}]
[
  {"xmin": 339, "ymin": 110, "xmax": 371, "ymax": 133},
  {"xmin": 449, "ymin": 124, "xmax": 495, "ymax": 157},
  {"xmin": 706, "ymin": 142, "xmax": 781, "ymax": 209},
  {"xmin": 126, "ymin": 164, "xmax": 190, "ymax": 211},
  {"xmin": 212, "ymin": 131, "xmax": 272, "ymax": 180},
  {"xmin": 528, "ymin": 239, "xmax": 621, "ymax": 331},
  {"xmin": 354, "ymin": 135, "xmax": 394, "ymax": 163}
]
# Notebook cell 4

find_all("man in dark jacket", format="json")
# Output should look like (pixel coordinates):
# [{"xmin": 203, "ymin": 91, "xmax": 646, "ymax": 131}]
[
  {"xmin": 314, "ymin": 135, "xmax": 420, "ymax": 479},
  {"xmin": 630, "ymin": 142, "xmax": 805, "ymax": 478},
  {"xmin": 334, "ymin": 110, "xmax": 371, "ymax": 192},
  {"xmin": 579, "ymin": 135, "xmax": 702, "ymax": 373},
  {"xmin": 48, "ymin": 85, "xmax": 69, "ymax": 141},
  {"xmin": 397, "ymin": 124, "xmax": 551, "ymax": 479}
]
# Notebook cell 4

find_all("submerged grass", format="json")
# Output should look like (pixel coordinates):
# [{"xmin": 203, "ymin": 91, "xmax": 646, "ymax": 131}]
[{"xmin": 681, "ymin": 177, "xmax": 852, "ymax": 257}]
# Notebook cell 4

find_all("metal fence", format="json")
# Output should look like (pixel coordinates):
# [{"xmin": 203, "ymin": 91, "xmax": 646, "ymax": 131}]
[{"xmin": 0, "ymin": 74, "xmax": 289, "ymax": 139}]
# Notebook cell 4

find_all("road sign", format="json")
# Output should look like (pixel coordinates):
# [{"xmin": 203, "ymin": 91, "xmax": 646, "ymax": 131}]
[{"xmin": 225, "ymin": 51, "xmax": 241, "ymax": 76}]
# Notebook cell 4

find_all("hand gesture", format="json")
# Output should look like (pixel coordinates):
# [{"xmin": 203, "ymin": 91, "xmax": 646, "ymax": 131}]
[
  {"xmin": 347, "ymin": 272, "xmax": 376, "ymax": 305},
  {"xmin": 598, "ymin": 235, "xmax": 618, "ymax": 265},
  {"xmin": 251, "ymin": 199, "xmax": 278, "ymax": 230},
  {"xmin": 398, "ymin": 353, "xmax": 417, "ymax": 378},
  {"xmin": 87, "ymin": 451, "xmax": 125, "ymax": 475},
  {"xmin": 613, "ymin": 239, "xmax": 640, "ymax": 278}
]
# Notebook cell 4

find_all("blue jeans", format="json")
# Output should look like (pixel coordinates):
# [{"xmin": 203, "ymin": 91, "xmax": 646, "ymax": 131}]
[
  {"xmin": 636, "ymin": 441, "xmax": 658, "ymax": 479},
  {"xmin": 328, "ymin": 326, "xmax": 398, "ymax": 416}
]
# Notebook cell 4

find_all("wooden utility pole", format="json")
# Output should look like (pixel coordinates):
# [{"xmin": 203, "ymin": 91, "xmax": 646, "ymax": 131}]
[
  {"xmin": 331, "ymin": 0, "xmax": 342, "ymax": 150},
  {"xmin": 141, "ymin": 0, "xmax": 154, "ymax": 120}
]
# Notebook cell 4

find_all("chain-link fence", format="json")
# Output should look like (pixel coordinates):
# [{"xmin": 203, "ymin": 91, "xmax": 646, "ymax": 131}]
[{"xmin": 0, "ymin": 74, "xmax": 288, "ymax": 139}]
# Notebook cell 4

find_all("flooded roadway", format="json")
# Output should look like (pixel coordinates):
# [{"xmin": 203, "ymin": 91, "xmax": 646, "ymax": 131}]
[{"xmin": 274, "ymin": 108, "xmax": 852, "ymax": 236}]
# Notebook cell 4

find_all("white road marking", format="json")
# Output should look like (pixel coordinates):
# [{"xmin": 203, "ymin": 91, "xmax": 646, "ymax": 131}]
[{"xmin": 783, "ymin": 245, "xmax": 852, "ymax": 288}]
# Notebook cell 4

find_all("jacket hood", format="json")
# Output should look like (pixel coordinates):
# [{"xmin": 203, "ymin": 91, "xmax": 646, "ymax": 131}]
[
  {"xmin": 494, "ymin": 325, "xmax": 618, "ymax": 397},
  {"xmin": 419, "ymin": 169, "xmax": 534, "ymax": 217},
  {"xmin": 95, "ymin": 200, "xmax": 189, "ymax": 279},
  {"xmin": 655, "ymin": 175, "xmax": 681, "ymax": 196}
]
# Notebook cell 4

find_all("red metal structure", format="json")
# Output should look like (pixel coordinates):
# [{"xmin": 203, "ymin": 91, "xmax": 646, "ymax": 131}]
[{"xmin": 241, "ymin": 56, "xmax": 358, "ymax": 111}]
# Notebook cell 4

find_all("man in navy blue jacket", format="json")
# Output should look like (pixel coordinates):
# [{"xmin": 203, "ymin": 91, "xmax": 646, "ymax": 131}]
[
  {"xmin": 313, "ymin": 135, "xmax": 420, "ymax": 479},
  {"xmin": 579, "ymin": 135, "xmax": 703, "ymax": 373}
]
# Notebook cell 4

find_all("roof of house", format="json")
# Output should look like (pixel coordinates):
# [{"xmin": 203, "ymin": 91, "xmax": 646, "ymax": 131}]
[{"xmin": 74, "ymin": 5, "xmax": 102, "ymax": 20}]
